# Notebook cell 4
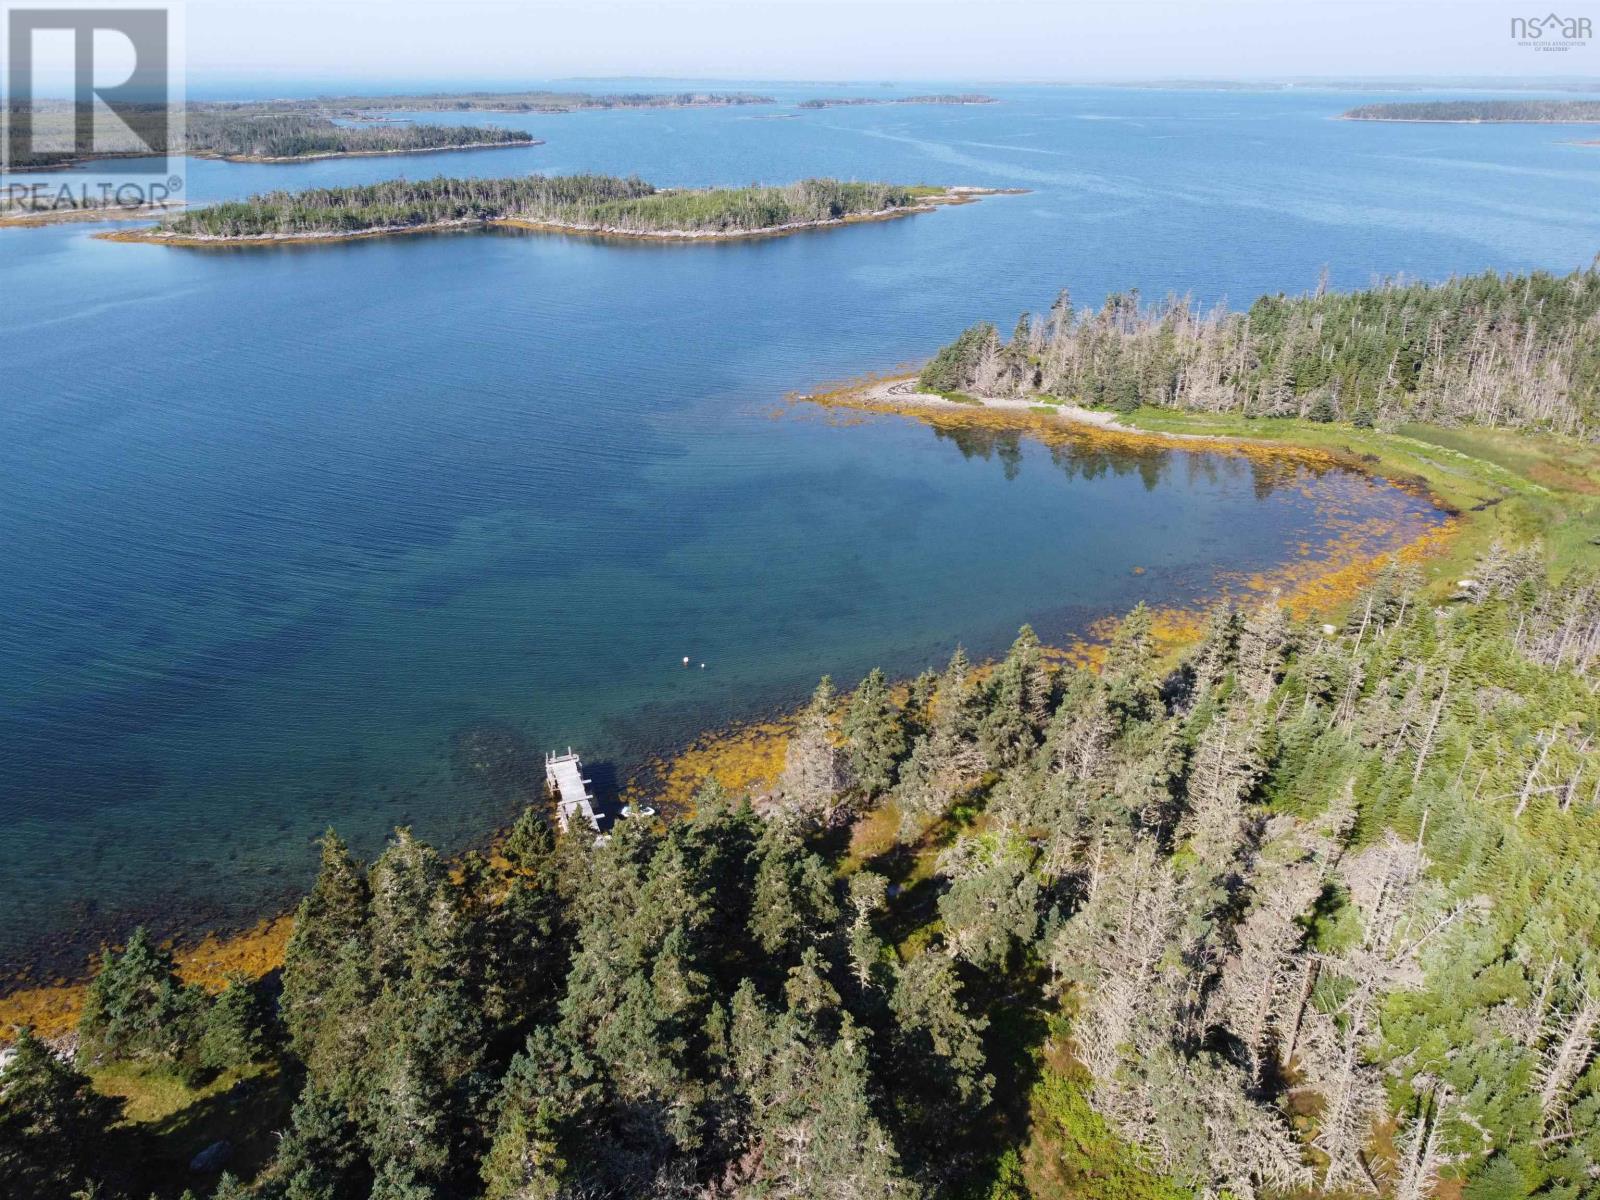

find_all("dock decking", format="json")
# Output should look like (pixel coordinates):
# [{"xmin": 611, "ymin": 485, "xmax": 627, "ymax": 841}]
[{"xmin": 545, "ymin": 749, "xmax": 601, "ymax": 834}]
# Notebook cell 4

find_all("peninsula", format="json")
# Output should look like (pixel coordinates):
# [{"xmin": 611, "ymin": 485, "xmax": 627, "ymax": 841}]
[
  {"xmin": 109, "ymin": 175, "xmax": 999, "ymax": 246},
  {"xmin": 1341, "ymin": 98, "xmax": 1600, "ymax": 123}
]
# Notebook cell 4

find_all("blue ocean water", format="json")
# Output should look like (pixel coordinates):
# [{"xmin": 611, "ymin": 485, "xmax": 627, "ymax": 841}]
[{"xmin": 3, "ymin": 85, "xmax": 1596, "ymax": 969}]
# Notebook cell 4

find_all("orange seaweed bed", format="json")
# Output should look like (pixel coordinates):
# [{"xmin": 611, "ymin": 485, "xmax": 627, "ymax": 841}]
[
  {"xmin": 0, "ymin": 917, "xmax": 292, "ymax": 1043},
  {"xmin": 0, "ymin": 395, "xmax": 1458, "ymax": 1043}
]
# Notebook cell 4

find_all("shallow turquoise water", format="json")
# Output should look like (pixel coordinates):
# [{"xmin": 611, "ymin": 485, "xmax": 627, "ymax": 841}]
[{"xmin": 3, "ymin": 85, "xmax": 1597, "ymax": 968}]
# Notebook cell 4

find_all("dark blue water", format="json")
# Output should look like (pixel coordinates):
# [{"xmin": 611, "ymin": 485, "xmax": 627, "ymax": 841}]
[{"xmin": 4, "ymin": 86, "xmax": 1596, "ymax": 969}]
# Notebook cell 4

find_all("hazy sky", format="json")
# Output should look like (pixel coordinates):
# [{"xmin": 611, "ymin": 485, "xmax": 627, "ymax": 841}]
[{"xmin": 173, "ymin": 0, "xmax": 1597, "ymax": 86}]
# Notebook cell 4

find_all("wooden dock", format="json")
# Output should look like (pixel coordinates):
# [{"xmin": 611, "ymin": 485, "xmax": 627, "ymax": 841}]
[{"xmin": 545, "ymin": 749, "xmax": 601, "ymax": 834}]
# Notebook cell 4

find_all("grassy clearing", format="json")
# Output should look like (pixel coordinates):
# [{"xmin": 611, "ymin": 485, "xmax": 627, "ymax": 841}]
[{"xmin": 90, "ymin": 1059, "xmax": 297, "ymax": 1193}]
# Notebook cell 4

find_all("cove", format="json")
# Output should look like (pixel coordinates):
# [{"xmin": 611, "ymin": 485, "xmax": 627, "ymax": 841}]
[{"xmin": 5, "ymin": 84, "xmax": 1599, "ymax": 974}]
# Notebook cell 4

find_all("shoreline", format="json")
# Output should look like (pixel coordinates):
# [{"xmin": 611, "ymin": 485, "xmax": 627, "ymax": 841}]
[
  {"xmin": 809, "ymin": 375, "xmax": 1465, "ymax": 575},
  {"xmin": 0, "ymin": 379, "xmax": 1489, "ymax": 1038},
  {"xmin": 816, "ymin": 374, "xmax": 1360, "ymax": 458},
  {"xmin": 97, "ymin": 186, "xmax": 1018, "ymax": 248}
]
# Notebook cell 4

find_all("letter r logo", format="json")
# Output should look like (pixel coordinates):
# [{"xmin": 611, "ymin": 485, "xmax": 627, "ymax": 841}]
[{"xmin": 2, "ymin": 5, "xmax": 174, "ymax": 173}]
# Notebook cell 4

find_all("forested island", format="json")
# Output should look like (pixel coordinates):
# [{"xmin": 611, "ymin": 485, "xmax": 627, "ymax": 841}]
[
  {"xmin": 3, "ymin": 90, "xmax": 768, "ymax": 170},
  {"xmin": 1342, "ymin": 99, "xmax": 1600, "ymax": 123},
  {"xmin": 119, "ymin": 175, "xmax": 980, "ymax": 244},
  {"xmin": 3, "ymin": 266, "xmax": 1599, "ymax": 1200},
  {"xmin": 4, "ymin": 104, "xmax": 538, "ymax": 169},
  {"xmin": 916, "ymin": 266, "xmax": 1600, "ymax": 438},
  {"xmin": 183, "ymin": 112, "xmax": 538, "ymax": 162},
  {"xmin": 797, "ymin": 94, "xmax": 997, "ymax": 108},
  {"xmin": 314, "ymin": 90, "xmax": 776, "ymax": 113}
]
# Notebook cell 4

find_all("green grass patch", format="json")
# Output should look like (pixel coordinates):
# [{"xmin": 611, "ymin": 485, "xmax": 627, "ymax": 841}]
[
  {"xmin": 1021, "ymin": 1054, "xmax": 1195, "ymax": 1200},
  {"xmin": 91, "ymin": 1059, "xmax": 297, "ymax": 1195}
]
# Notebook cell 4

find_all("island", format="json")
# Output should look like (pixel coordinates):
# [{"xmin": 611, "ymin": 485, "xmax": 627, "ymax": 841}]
[
  {"xmin": 796, "ymin": 93, "xmax": 997, "ymax": 109},
  {"xmin": 1341, "ymin": 99, "xmax": 1600, "ymax": 123},
  {"xmin": 107, "ymin": 175, "xmax": 1005, "ymax": 246},
  {"xmin": 314, "ymin": 89, "xmax": 777, "ymax": 113},
  {"xmin": 5, "ymin": 104, "xmax": 540, "ymax": 169},
  {"xmin": 3, "ymin": 90, "xmax": 772, "ymax": 170}
]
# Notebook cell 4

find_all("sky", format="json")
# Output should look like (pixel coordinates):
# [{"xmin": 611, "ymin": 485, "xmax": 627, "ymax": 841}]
[
  {"xmin": 170, "ymin": 0, "xmax": 1596, "ymax": 89},
  {"xmin": 7, "ymin": 0, "xmax": 1596, "ymax": 95}
]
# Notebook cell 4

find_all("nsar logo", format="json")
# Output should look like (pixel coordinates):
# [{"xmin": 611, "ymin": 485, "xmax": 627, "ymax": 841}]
[{"xmin": 1510, "ymin": 11, "xmax": 1593, "ymax": 50}]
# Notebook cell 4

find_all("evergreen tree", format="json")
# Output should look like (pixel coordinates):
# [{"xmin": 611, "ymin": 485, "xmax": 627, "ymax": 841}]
[
  {"xmin": 749, "ymin": 821, "xmax": 840, "ymax": 970},
  {"xmin": 198, "ymin": 972, "xmax": 274, "ymax": 1071},
  {"xmin": 981, "ymin": 625, "xmax": 1052, "ymax": 767},
  {"xmin": 0, "ymin": 1029, "xmax": 124, "ymax": 1200},
  {"xmin": 480, "ymin": 1030, "xmax": 601, "ymax": 1200},
  {"xmin": 1102, "ymin": 603, "xmax": 1161, "ymax": 725},
  {"xmin": 936, "ymin": 833, "xmax": 1041, "ymax": 970},
  {"xmin": 733, "ymin": 961, "xmax": 918, "ymax": 1199},
  {"xmin": 282, "ymin": 830, "xmax": 371, "ymax": 1066},
  {"xmin": 888, "ymin": 952, "xmax": 994, "ymax": 1161},
  {"xmin": 842, "ymin": 668, "xmax": 907, "ymax": 798},
  {"xmin": 274, "ymin": 1084, "xmax": 366, "ymax": 1200},
  {"xmin": 76, "ymin": 926, "xmax": 206, "ymax": 1072}
]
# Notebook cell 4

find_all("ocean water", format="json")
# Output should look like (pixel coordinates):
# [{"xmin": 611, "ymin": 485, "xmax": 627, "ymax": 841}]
[{"xmin": 3, "ymin": 85, "xmax": 1597, "ymax": 970}]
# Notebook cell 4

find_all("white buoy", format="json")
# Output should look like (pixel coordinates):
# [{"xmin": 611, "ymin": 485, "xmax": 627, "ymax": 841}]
[
  {"xmin": 700, "ymin": 662, "xmax": 706, "ymax": 669},
  {"xmin": 682, "ymin": 656, "xmax": 690, "ymax": 666}
]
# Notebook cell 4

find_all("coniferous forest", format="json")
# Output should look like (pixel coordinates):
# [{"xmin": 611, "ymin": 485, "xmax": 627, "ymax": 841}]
[
  {"xmin": 160, "ymin": 175, "xmax": 936, "ymax": 238},
  {"xmin": 917, "ymin": 266, "xmax": 1600, "ymax": 437},
  {"xmin": 182, "ymin": 113, "xmax": 536, "ymax": 161},
  {"xmin": 1342, "ymin": 100, "xmax": 1600, "ymax": 123},
  {"xmin": 2, "ymin": 106, "xmax": 536, "ymax": 169},
  {"xmin": 2, "ymin": 91, "xmax": 771, "ymax": 170},
  {"xmin": 4, "ymin": 543, "xmax": 1598, "ymax": 1200}
]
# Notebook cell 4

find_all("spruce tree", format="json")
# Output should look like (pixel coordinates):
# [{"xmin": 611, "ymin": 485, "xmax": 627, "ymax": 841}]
[
  {"xmin": 0, "ymin": 1029, "xmax": 124, "ymax": 1200},
  {"xmin": 282, "ymin": 830, "xmax": 371, "ymax": 1065},
  {"xmin": 198, "ymin": 971, "xmax": 274, "ymax": 1071},
  {"xmin": 981, "ymin": 625, "xmax": 1052, "ymax": 767},
  {"xmin": 274, "ymin": 1084, "xmax": 366, "ymax": 1200},
  {"xmin": 76, "ymin": 926, "xmax": 206, "ymax": 1071},
  {"xmin": 842, "ymin": 668, "xmax": 907, "ymax": 798}
]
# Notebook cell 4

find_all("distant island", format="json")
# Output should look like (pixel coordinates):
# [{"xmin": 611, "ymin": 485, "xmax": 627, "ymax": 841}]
[
  {"xmin": 3, "ymin": 90, "xmax": 771, "ymax": 170},
  {"xmin": 5, "ymin": 104, "xmax": 540, "ymax": 169},
  {"xmin": 110, "ymin": 175, "xmax": 1003, "ymax": 246},
  {"xmin": 184, "ymin": 111, "xmax": 538, "ymax": 163},
  {"xmin": 313, "ymin": 90, "xmax": 777, "ymax": 113},
  {"xmin": 796, "ymin": 94, "xmax": 997, "ymax": 109},
  {"xmin": 1341, "ymin": 99, "xmax": 1600, "ymax": 123}
]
